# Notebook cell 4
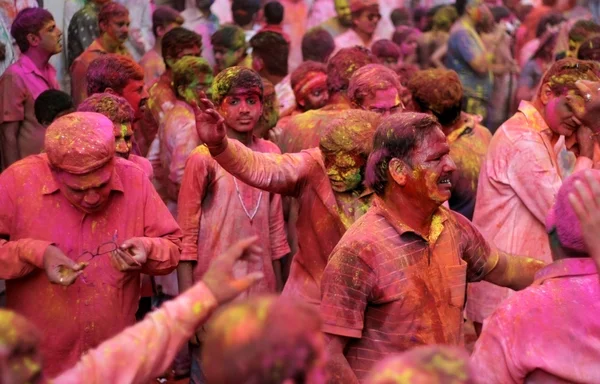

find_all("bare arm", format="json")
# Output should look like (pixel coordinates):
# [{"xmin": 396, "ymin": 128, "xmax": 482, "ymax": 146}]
[
  {"xmin": 325, "ymin": 334, "xmax": 359, "ymax": 384},
  {"xmin": 483, "ymin": 251, "xmax": 545, "ymax": 290},
  {"xmin": 0, "ymin": 121, "xmax": 20, "ymax": 167},
  {"xmin": 177, "ymin": 261, "xmax": 195, "ymax": 294},
  {"xmin": 272, "ymin": 259, "xmax": 283, "ymax": 292},
  {"xmin": 431, "ymin": 44, "xmax": 448, "ymax": 69}
]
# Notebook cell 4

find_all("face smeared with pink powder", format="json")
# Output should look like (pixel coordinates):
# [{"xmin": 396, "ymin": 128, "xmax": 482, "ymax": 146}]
[
  {"xmin": 217, "ymin": 88, "xmax": 263, "ymax": 133},
  {"xmin": 114, "ymin": 122, "xmax": 133, "ymax": 159},
  {"xmin": 56, "ymin": 163, "xmax": 115, "ymax": 214}
]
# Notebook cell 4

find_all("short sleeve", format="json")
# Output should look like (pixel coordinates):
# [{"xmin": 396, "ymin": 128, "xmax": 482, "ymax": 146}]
[
  {"xmin": 320, "ymin": 246, "xmax": 375, "ymax": 338},
  {"xmin": 0, "ymin": 69, "xmax": 26, "ymax": 123},
  {"xmin": 453, "ymin": 29, "xmax": 479, "ymax": 64},
  {"xmin": 453, "ymin": 212, "xmax": 497, "ymax": 282}
]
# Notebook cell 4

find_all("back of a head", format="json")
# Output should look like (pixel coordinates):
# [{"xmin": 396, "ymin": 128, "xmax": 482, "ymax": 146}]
[
  {"xmin": 546, "ymin": 169, "xmax": 600, "ymax": 257},
  {"xmin": 172, "ymin": 56, "xmax": 213, "ymax": 90},
  {"xmin": 432, "ymin": 5, "xmax": 458, "ymax": 32},
  {"xmin": 578, "ymin": 36, "xmax": 600, "ymax": 61},
  {"xmin": 202, "ymin": 296, "xmax": 324, "ymax": 384},
  {"xmin": 537, "ymin": 58, "xmax": 600, "ymax": 98},
  {"xmin": 291, "ymin": 61, "xmax": 327, "ymax": 91},
  {"xmin": 407, "ymin": 69, "xmax": 463, "ymax": 126},
  {"xmin": 232, "ymin": 0, "xmax": 261, "ymax": 27},
  {"xmin": 161, "ymin": 27, "xmax": 203, "ymax": 66},
  {"xmin": 535, "ymin": 11, "xmax": 563, "ymax": 38},
  {"xmin": 348, "ymin": 64, "xmax": 402, "ymax": 106},
  {"xmin": 34, "ymin": 90, "xmax": 74, "ymax": 126},
  {"xmin": 302, "ymin": 27, "xmax": 335, "ymax": 63},
  {"xmin": 320, "ymin": 109, "xmax": 381, "ymax": 159},
  {"xmin": 152, "ymin": 6, "xmax": 184, "ymax": 38},
  {"xmin": 78, "ymin": 92, "xmax": 135, "ymax": 124},
  {"xmin": 87, "ymin": 54, "xmax": 144, "ymax": 96},
  {"xmin": 569, "ymin": 20, "xmax": 600, "ymax": 44},
  {"xmin": 0, "ymin": 309, "xmax": 41, "ymax": 359},
  {"xmin": 327, "ymin": 46, "xmax": 378, "ymax": 95},
  {"xmin": 392, "ymin": 26, "xmax": 419, "ymax": 47},
  {"xmin": 365, "ymin": 345, "xmax": 474, "ymax": 384},
  {"xmin": 371, "ymin": 39, "xmax": 401, "ymax": 61},
  {"xmin": 98, "ymin": 2, "xmax": 129, "ymax": 29},
  {"xmin": 11, "ymin": 7, "xmax": 54, "ymax": 53},
  {"xmin": 264, "ymin": 1, "xmax": 284, "ymax": 25},
  {"xmin": 211, "ymin": 24, "xmax": 247, "ymax": 50},
  {"xmin": 250, "ymin": 31, "xmax": 289, "ymax": 77},
  {"xmin": 390, "ymin": 7, "xmax": 412, "ymax": 27},
  {"xmin": 489, "ymin": 6, "xmax": 511, "ymax": 23},
  {"xmin": 211, "ymin": 66, "xmax": 264, "ymax": 105}
]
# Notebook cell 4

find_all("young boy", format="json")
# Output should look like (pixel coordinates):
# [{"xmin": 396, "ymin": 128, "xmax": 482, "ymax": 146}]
[
  {"xmin": 177, "ymin": 66, "xmax": 289, "ymax": 384},
  {"xmin": 34, "ymin": 90, "xmax": 75, "ymax": 127}
]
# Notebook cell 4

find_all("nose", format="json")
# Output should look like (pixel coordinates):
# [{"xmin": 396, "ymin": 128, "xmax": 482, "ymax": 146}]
[
  {"xmin": 83, "ymin": 190, "xmax": 100, "ymax": 206},
  {"xmin": 239, "ymin": 101, "xmax": 250, "ymax": 112},
  {"xmin": 141, "ymin": 87, "xmax": 149, "ymax": 99},
  {"xmin": 444, "ymin": 156, "xmax": 457, "ymax": 173},
  {"xmin": 116, "ymin": 139, "xmax": 128, "ymax": 154}
]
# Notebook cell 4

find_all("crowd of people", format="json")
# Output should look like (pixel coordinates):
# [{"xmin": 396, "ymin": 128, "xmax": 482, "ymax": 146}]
[{"xmin": 2, "ymin": 0, "xmax": 600, "ymax": 383}]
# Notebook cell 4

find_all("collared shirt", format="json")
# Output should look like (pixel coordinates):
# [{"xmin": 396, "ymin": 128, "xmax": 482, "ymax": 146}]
[
  {"xmin": 447, "ymin": 113, "xmax": 492, "ymax": 220},
  {"xmin": 0, "ymin": 154, "xmax": 181, "ymax": 377},
  {"xmin": 178, "ymin": 138, "xmax": 290, "ymax": 297},
  {"xmin": 333, "ymin": 28, "xmax": 376, "ymax": 54},
  {"xmin": 466, "ymin": 101, "xmax": 592, "ymax": 323},
  {"xmin": 0, "ymin": 54, "xmax": 59, "ymax": 162},
  {"xmin": 139, "ymin": 49, "xmax": 165, "ymax": 88},
  {"xmin": 471, "ymin": 258, "xmax": 600, "ymax": 384},
  {"xmin": 67, "ymin": 1, "xmax": 101, "ymax": 69},
  {"xmin": 54, "ymin": 282, "xmax": 217, "ymax": 383},
  {"xmin": 213, "ymin": 139, "xmax": 372, "ymax": 306},
  {"xmin": 70, "ymin": 39, "xmax": 131, "ymax": 106},
  {"xmin": 320, "ymin": 198, "xmax": 498, "ymax": 382}
]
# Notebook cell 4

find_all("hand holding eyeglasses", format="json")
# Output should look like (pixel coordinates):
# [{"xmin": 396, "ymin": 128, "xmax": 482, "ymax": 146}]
[
  {"xmin": 109, "ymin": 237, "xmax": 148, "ymax": 272},
  {"xmin": 43, "ymin": 245, "xmax": 87, "ymax": 286}
]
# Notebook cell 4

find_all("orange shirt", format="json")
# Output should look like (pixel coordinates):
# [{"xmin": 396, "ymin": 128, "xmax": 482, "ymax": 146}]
[{"xmin": 0, "ymin": 154, "xmax": 181, "ymax": 377}]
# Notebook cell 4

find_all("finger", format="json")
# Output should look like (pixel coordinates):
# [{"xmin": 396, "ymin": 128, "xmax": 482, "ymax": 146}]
[
  {"xmin": 109, "ymin": 250, "xmax": 130, "ymax": 271},
  {"xmin": 222, "ymin": 236, "xmax": 259, "ymax": 265},
  {"xmin": 573, "ymin": 179, "xmax": 595, "ymax": 218},
  {"xmin": 569, "ymin": 192, "xmax": 588, "ymax": 222},
  {"xmin": 575, "ymin": 80, "xmax": 595, "ymax": 96},
  {"xmin": 585, "ymin": 171, "xmax": 600, "ymax": 208},
  {"xmin": 59, "ymin": 270, "xmax": 84, "ymax": 286},
  {"xmin": 231, "ymin": 272, "xmax": 264, "ymax": 294},
  {"xmin": 115, "ymin": 249, "xmax": 142, "ymax": 267}
]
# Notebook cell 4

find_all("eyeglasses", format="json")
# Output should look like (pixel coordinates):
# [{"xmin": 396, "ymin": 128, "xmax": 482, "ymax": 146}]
[
  {"xmin": 77, "ymin": 241, "xmax": 119, "ymax": 263},
  {"xmin": 367, "ymin": 13, "xmax": 382, "ymax": 22}
]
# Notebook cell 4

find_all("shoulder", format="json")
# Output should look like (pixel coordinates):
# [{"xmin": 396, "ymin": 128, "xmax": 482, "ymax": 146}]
[
  {"xmin": 0, "ymin": 63, "xmax": 25, "ymax": 84},
  {"xmin": 254, "ymin": 137, "xmax": 281, "ymax": 154},
  {"xmin": 114, "ymin": 157, "xmax": 150, "ymax": 180},
  {"xmin": 187, "ymin": 145, "xmax": 215, "ymax": 166},
  {"xmin": 0, "ymin": 155, "xmax": 49, "ymax": 184},
  {"xmin": 333, "ymin": 208, "xmax": 390, "ymax": 258}
]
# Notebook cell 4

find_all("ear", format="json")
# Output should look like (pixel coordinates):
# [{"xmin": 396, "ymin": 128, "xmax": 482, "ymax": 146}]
[
  {"xmin": 252, "ymin": 56, "xmax": 264, "ymax": 72},
  {"xmin": 539, "ymin": 83, "xmax": 553, "ymax": 106},
  {"xmin": 105, "ymin": 87, "xmax": 117, "ymax": 95},
  {"xmin": 26, "ymin": 33, "xmax": 40, "ymax": 48},
  {"xmin": 388, "ymin": 158, "xmax": 408, "ymax": 186},
  {"xmin": 156, "ymin": 25, "xmax": 165, "ymax": 38},
  {"xmin": 99, "ymin": 20, "xmax": 108, "ymax": 33},
  {"xmin": 297, "ymin": 98, "xmax": 306, "ymax": 107}
]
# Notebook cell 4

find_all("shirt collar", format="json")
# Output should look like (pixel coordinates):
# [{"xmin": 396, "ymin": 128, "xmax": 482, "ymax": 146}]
[
  {"xmin": 41, "ymin": 156, "xmax": 125, "ymax": 195},
  {"xmin": 17, "ymin": 54, "xmax": 57, "ymax": 81},
  {"xmin": 518, "ymin": 100, "xmax": 551, "ymax": 134},
  {"xmin": 374, "ymin": 196, "xmax": 449, "ymax": 243},
  {"xmin": 534, "ymin": 258, "xmax": 598, "ymax": 284}
]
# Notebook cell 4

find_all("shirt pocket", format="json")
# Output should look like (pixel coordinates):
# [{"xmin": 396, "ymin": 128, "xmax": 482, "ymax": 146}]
[{"xmin": 443, "ymin": 262, "xmax": 468, "ymax": 309}]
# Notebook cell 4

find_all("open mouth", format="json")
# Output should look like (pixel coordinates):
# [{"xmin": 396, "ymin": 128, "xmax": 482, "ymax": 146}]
[{"xmin": 438, "ymin": 176, "xmax": 451, "ymax": 186}]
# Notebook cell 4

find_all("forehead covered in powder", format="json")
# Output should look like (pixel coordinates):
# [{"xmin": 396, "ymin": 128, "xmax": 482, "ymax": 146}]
[
  {"xmin": 211, "ymin": 66, "xmax": 263, "ymax": 105},
  {"xmin": 45, "ymin": 112, "xmax": 116, "ymax": 174},
  {"xmin": 320, "ymin": 109, "xmax": 381, "ymax": 156}
]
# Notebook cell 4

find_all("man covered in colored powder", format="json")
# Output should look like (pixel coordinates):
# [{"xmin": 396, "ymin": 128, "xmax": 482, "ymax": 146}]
[
  {"xmin": 316, "ymin": 0, "xmax": 352, "ymax": 39},
  {"xmin": 66, "ymin": 0, "xmax": 110, "ymax": 68},
  {"xmin": 0, "ymin": 237, "xmax": 263, "ymax": 384},
  {"xmin": 139, "ymin": 6, "xmax": 184, "ymax": 88},
  {"xmin": 320, "ymin": 112, "xmax": 544, "ymax": 383},
  {"xmin": 157, "ymin": 55, "xmax": 212, "ymax": 215},
  {"xmin": 78, "ymin": 92, "xmax": 153, "ymax": 179},
  {"xmin": 211, "ymin": 24, "xmax": 251, "ymax": 74},
  {"xmin": 466, "ymin": 59, "xmax": 599, "ymax": 334},
  {"xmin": 193, "ymin": 103, "xmax": 380, "ymax": 307},
  {"xmin": 0, "ymin": 8, "xmax": 61, "ymax": 169},
  {"xmin": 347, "ymin": 64, "xmax": 405, "ymax": 117},
  {"xmin": 471, "ymin": 169, "xmax": 600, "ymax": 383},
  {"xmin": 276, "ymin": 46, "xmax": 377, "ymax": 154},
  {"xmin": 0, "ymin": 112, "xmax": 181, "ymax": 377},
  {"xmin": 407, "ymin": 69, "xmax": 492, "ymax": 220},
  {"xmin": 70, "ymin": 2, "xmax": 132, "ymax": 106},
  {"xmin": 202, "ymin": 295, "xmax": 327, "ymax": 384},
  {"xmin": 333, "ymin": 0, "xmax": 382, "ymax": 52},
  {"xmin": 177, "ymin": 67, "xmax": 289, "ymax": 384}
]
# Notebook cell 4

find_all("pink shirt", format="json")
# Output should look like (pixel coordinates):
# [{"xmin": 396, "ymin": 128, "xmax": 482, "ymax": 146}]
[
  {"xmin": 139, "ymin": 48, "xmax": 165, "ymax": 88},
  {"xmin": 0, "ymin": 154, "xmax": 181, "ymax": 377},
  {"xmin": 471, "ymin": 258, "xmax": 600, "ymax": 383},
  {"xmin": 129, "ymin": 154, "xmax": 153, "ymax": 179},
  {"xmin": 178, "ymin": 139, "xmax": 290, "ymax": 296},
  {"xmin": 54, "ymin": 282, "xmax": 217, "ymax": 384},
  {"xmin": 212, "ymin": 139, "xmax": 372, "ymax": 306},
  {"xmin": 466, "ymin": 101, "xmax": 591, "ymax": 323},
  {"xmin": 0, "ymin": 54, "xmax": 59, "ymax": 160}
]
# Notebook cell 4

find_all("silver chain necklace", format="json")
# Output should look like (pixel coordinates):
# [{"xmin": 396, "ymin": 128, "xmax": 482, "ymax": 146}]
[{"xmin": 233, "ymin": 177, "xmax": 263, "ymax": 222}]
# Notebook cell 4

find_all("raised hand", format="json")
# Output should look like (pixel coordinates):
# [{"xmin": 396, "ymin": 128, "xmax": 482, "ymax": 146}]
[{"xmin": 191, "ymin": 91, "xmax": 228, "ymax": 155}]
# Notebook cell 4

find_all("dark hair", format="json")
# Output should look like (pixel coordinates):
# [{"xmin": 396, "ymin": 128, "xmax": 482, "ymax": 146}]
[
  {"xmin": 366, "ymin": 113, "xmax": 440, "ymax": 195},
  {"xmin": 535, "ymin": 12, "xmax": 563, "ymax": 38},
  {"xmin": 231, "ymin": 0, "xmax": 260, "ymax": 27},
  {"xmin": 98, "ymin": 2, "xmax": 129, "ymax": 32},
  {"xmin": 568, "ymin": 20, "xmax": 600, "ymax": 43},
  {"xmin": 250, "ymin": 31, "xmax": 289, "ymax": 77},
  {"xmin": 161, "ymin": 27, "xmax": 203, "ymax": 67},
  {"xmin": 211, "ymin": 66, "xmax": 263, "ymax": 105},
  {"xmin": 264, "ymin": 1, "xmax": 284, "ymax": 25},
  {"xmin": 327, "ymin": 46, "xmax": 378, "ymax": 94},
  {"xmin": 290, "ymin": 61, "xmax": 327, "ymax": 90},
  {"xmin": 392, "ymin": 26, "xmax": 418, "ymax": 47},
  {"xmin": 87, "ymin": 54, "xmax": 144, "ymax": 96},
  {"xmin": 578, "ymin": 36, "xmax": 600, "ymax": 61},
  {"xmin": 538, "ymin": 58, "xmax": 600, "ymax": 97},
  {"xmin": 78, "ymin": 92, "xmax": 135, "ymax": 123},
  {"xmin": 390, "ymin": 8, "xmax": 412, "ymax": 27},
  {"xmin": 34, "ymin": 90, "xmax": 73, "ymax": 126},
  {"xmin": 211, "ymin": 24, "xmax": 247, "ymax": 50},
  {"xmin": 431, "ymin": 5, "xmax": 458, "ymax": 32},
  {"xmin": 152, "ymin": 6, "xmax": 184, "ymax": 37},
  {"xmin": 407, "ymin": 69, "xmax": 463, "ymax": 126},
  {"xmin": 301, "ymin": 27, "xmax": 335, "ymax": 63},
  {"xmin": 10, "ymin": 8, "xmax": 54, "ymax": 52},
  {"xmin": 371, "ymin": 39, "xmax": 401, "ymax": 60},
  {"xmin": 489, "ymin": 6, "xmax": 511, "ymax": 23}
]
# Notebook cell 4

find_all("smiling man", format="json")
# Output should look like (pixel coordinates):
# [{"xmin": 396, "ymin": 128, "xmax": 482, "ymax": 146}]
[
  {"xmin": 466, "ymin": 58, "xmax": 600, "ymax": 334},
  {"xmin": 320, "ymin": 112, "xmax": 545, "ymax": 383},
  {"xmin": 70, "ymin": 2, "xmax": 131, "ymax": 106},
  {"xmin": 0, "ymin": 8, "xmax": 62, "ymax": 170},
  {"xmin": 333, "ymin": 0, "xmax": 382, "ymax": 52}
]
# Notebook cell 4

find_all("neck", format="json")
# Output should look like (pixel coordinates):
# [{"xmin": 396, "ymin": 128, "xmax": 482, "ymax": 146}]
[
  {"xmin": 441, "ymin": 112, "xmax": 465, "ymax": 136},
  {"xmin": 353, "ymin": 27, "xmax": 373, "ymax": 45},
  {"xmin": 382, "ymin": 185, "xmax": 439, "ymax": 236},
  {"xmin": 99, "ymin": 34, "xmax": 122, "ymax": 53},
  {"xmin": 23, "ymin": 48, "xmax": 51, "ymax": 69},
  {"xmin": 226, "ymin": 126, "xmax": 253, "ymax": 146},
  {"xmin": 153, "ymin": 38, "xmax": 162, "ymax": 55},
  {"xmin": 327, "ymin": 92, "xmax": 350, "ymax": 107},
  {"xmin": 262, "ymin": 72, "xmax": 285, "ymax": 86}
]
